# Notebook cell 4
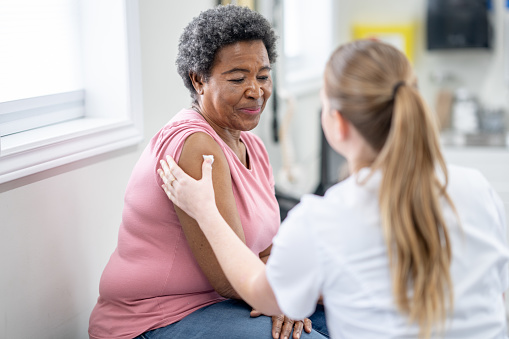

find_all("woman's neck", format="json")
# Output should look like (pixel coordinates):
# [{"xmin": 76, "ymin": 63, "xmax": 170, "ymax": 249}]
[
  {"xmin": 191, "ymin": 104, "xmax": 247, "ymax": 163},
  {"xmin": 344, "ymin": 127, "xmax": 378, "ymax": 174}
]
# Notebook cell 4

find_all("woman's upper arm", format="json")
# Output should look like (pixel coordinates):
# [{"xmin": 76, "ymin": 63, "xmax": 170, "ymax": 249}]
[{"xmin": 175, "ymin": 132, "xmax": 245, "ymax": 298}]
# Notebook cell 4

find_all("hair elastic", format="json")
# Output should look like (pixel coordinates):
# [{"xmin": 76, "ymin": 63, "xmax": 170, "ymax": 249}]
[{"xmin": 392, "ymin": 81, "xmax": 406, "ymax": 99}]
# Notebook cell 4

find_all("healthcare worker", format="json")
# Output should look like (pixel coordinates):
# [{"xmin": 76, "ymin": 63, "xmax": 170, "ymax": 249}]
[{"xmin": 158, "ymin": 39, "xmax": 509, "ymax": 339}]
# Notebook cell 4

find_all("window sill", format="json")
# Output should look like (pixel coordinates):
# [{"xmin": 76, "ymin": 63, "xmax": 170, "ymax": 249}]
[{"xmin": 0, "ymin": 117, "xmax": 143, "ymax": 184}]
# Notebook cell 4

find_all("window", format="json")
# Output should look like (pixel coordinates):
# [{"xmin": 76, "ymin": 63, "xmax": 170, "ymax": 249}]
[
  {"xmin": 0, "ymin": 0, "xmax": 143, "ymax": 183},
  {"xmin": 0, "ymin": 0, "xmax": 85, "ymax": 135},
  {"xmin": 282, "ymin": 0, "xmax": 333, "ymax": 92}
]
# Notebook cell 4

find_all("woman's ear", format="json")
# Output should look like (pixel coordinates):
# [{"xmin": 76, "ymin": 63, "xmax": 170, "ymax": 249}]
[
  {"xmin": 189, "ymin": 72, "xmax": 204, "ymax": 95},
  {"xmin": 333, "ymin": 109, "xmax": 349, "ymax": 141}
]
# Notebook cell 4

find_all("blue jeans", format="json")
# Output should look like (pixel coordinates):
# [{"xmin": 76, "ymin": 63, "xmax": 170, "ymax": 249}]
[{"xmin": 135, "ymin": 299, "xmax": 329, "ymax": 339}]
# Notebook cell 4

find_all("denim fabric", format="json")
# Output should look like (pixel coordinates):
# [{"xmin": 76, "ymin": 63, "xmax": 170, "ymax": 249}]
[{"xmin": 135, "ymin": 299, "xmax": 329, "ymax": 339}]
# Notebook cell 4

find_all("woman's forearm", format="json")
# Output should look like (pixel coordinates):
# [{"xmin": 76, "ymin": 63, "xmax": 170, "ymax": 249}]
[{"xmin": 197, "ymin": 209, "xmax": 281, "ymax": 315}]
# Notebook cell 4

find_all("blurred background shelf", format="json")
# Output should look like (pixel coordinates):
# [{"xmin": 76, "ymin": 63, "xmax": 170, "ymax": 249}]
[{"xmin": 441, "ymin": 131, "xmax": 509, "ymax": 148}]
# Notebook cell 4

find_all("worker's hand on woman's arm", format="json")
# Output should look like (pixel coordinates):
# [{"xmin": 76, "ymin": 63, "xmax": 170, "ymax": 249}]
[{"xmin": 159, "ymin": 154, "xmax": 282, "ymax": 314}]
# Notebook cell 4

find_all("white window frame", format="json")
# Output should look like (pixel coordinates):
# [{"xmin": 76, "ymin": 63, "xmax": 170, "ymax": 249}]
[{"xmin": 0, "ymin": 0, "xmax": 143, "ymax": 184}]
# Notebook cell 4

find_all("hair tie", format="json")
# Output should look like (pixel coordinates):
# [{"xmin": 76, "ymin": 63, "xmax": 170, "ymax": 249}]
[{"xmin": 392, "ymin": 81, "xmax": 406, "ymax": 99}]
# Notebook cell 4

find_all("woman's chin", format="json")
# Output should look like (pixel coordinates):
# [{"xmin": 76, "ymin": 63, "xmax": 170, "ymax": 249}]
[{"xmin": 237, "ymin": 114, "xmax": 262, "ymax": 131}]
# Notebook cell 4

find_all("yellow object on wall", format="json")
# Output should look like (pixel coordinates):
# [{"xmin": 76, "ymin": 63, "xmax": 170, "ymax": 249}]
[
  {"xmin": 352, "ymin": 24, "xmax": 416, "ymax": 63},
  {"xmin": 219, "ymin": 0, "xmax": 256, "ymax": 10}
]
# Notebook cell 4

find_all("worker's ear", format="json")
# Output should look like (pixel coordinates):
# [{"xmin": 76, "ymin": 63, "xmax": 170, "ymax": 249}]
[
  {"xmin": 333, "ymin": 109, "xmax": 349, "ymax": 141},
  {"xmin": 189, "ymin": 72, "xmax": 205, "ymax": 95}
]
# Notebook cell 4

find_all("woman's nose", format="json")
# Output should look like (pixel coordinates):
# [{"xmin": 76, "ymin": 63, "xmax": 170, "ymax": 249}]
[{"xmin": 246, "ymin": 81, "xmax": 263, "ymax": 99}]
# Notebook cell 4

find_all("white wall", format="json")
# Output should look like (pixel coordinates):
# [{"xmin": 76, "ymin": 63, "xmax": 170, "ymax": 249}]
[{"xmin": 0, "ymin": 1, "xmax": 214, "ymax": 338}]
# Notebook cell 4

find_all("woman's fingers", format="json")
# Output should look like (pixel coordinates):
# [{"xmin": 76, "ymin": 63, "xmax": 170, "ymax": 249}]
[
  {"xmin": 165, "ymin": 155, "xmax": 186, "ymax": 181},
  {"xmin": 158, "ymin": 170, "xmax": 175, "ymax": 203},
  {"xmin": 272, "ymin": 314, "xmax": 284, "ymax": 338},
  {"xmin": 202, "ymin": 154, "xmax": 214, "ymax": 165},
  {"xmin": 292, "ymin": 320, "xmax": 304, "ymax": 339},
  {"xmin": 161, "ymin": 181, "xmax": 173, "ymax": 200},
  {"xmin": 160, "ymin": 159, "xmax": 174, "ymax": 181},
  {"xmin": 280, "ymin": 317, "xmax": 294, "ymax": 339},
  {"xmin": 249, "ymin": 309, "xmax": 263, "ymax": 318},
  {"xmin": 157, "ymin": 168, "xmax": 169, "ymax": 186},
  {"xmin": 271, "ymin": 315, "xmax": 310, "ymax": 339},
  {"xmin": 158, "ymin": 160, "xmax": 176, "ymax": 196},
  {"xmin": 303, "ymin": 318, "xmax": 312, "ymax": 333},
  {"xmin": 201, "ymin": 155, "xmax": 214, "ymax": 181},
  {"xmin": 157, "ymin": 159, "xmax": 178, "ymax": 204}
]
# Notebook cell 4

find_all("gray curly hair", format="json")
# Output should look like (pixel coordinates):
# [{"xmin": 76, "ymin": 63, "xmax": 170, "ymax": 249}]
[{"xmin": 176, "ymin": 5, "xmax": 278, "ymax": 103}]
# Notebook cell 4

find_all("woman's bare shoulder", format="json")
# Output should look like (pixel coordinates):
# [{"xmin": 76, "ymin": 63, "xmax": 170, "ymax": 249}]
[{"xmin": 178, "ymin": 132, "xmax": 229, "ymax": 181}]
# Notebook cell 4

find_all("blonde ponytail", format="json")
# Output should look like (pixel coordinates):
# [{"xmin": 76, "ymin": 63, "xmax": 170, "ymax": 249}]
[
  {"xmin": 375, "ymin": 84, "xmax": 453, "ymax": 338},
  {"xmin": 324, "ymin": 40, "xmax": 455, "ymax": 338}
]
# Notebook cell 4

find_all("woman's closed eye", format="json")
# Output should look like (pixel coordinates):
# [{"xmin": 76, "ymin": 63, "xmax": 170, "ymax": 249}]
[
  {"xmin": 228, "ymin": 76, "xmax": 270, "ymax": 84},
  {"xmin": 228, "ymin": 78, "xmax": 245, "ymax": 83}
]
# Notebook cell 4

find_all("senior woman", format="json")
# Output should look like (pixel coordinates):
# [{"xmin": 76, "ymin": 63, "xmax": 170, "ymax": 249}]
[{"xmin": 88, "ymin": 5, "xmax": 328, "ymax": 339}]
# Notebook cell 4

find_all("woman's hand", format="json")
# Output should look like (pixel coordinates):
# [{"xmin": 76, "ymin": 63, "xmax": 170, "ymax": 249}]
[
  {"xmin": 158, "ymin": 155, "xmax": 216, "ymax": 224},
  {"xmin": 250, "ymin": 310, "xmax": 312, "ymax": 339},
  {"xmin": 270, "ymin": 315, "xmax": 312, "ymax": 339}
]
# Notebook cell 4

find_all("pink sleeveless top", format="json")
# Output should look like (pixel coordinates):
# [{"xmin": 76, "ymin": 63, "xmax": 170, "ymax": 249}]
[{"xmin": 89, "ymin": 109, "xmax": 280, "ymax": 339}]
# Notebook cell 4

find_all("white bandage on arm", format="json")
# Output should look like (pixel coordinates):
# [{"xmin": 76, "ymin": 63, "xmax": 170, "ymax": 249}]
[{"xmin": 203, "ymin": 155, "xmax": 214, "ymax": 164}]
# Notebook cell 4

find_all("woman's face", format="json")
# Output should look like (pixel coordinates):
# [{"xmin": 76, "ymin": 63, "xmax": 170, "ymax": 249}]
[
  {"xmin": 320, "ymin": 85, "xmax": 343, "ymax": 156},
  {"xmin": 195, "ymin": 40, "xmax": 272, "ymax": 132},
  {"xmin": 320, "ymin": 87, "xmax": 336, "ymax": 148}
]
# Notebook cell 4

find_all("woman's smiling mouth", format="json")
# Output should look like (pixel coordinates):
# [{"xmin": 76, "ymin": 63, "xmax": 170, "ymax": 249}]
[{"xmin": 238, "ymin": 105, "xmax": 263, "ymax": 115}]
